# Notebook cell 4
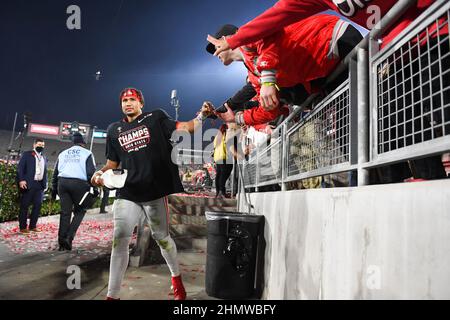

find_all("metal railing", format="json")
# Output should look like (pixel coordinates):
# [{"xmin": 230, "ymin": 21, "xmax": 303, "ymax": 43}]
[
  {"xmin": 257, "ymin": 136, "xmax": 282, "ymax": 186},
  {"xmin": 175, "ymin": 148, "xmax": 212, "ymax": 165},
  {"xmin": 243, "ymin": 151, "xmax": 258, "ymax": 188},
  {"xmin": 240, "ymin": 0, "xmax": 450, "ymax": 191},
  {"xmin": 369, "ymin": 0, "xmax": 450, "ymax": 167},
  {"xmin": 285, "ymin": 80, "xmax": 357, "ymax": 183}
]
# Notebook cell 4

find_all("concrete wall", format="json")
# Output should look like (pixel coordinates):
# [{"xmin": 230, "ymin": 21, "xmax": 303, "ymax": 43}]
[{"xmin": 239, "ymin": 180, "xmax": 450, "ymax": 299}]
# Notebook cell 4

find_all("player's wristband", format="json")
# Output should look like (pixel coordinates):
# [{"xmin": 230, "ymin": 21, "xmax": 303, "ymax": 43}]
[
  {"xmin": 196, "ymin": 112, "xmax": 208, "ymax": 122},
  {"xmin": 235, "ymin": 112, "xmax": 245, "ymax": 126},
  {"xmin": 261, "ymin": 82, "xmax": 280, "ymax": 91}
]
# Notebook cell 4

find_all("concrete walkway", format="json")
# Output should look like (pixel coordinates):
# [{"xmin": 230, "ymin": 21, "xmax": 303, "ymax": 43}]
[
  {"xmin": 0, "ymin": 247, "xmax": 211, "ymax": 300},
  {"xmin": 0, "ymin": 207, "xmax": 214, "ymax": 300}
]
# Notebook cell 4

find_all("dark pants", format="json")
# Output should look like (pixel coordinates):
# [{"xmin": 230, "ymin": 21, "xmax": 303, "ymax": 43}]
[
  {"xmin": 19, "ymin": 182, "xmax": 44, "ymax": 230},
  {"xmin": 215, "ymin": 164, "xmax": 233, "ymax": 195},
  {"xmin": 57, "ymin": 178, "xmax": 90, "ymax": 244},
  {"xmin": 100, "ymin": 188, "xmax": 110, "ymax": 213},
  {"xmin": 232, "ymin": 162, "xmax": 239, "ymax": 196}
]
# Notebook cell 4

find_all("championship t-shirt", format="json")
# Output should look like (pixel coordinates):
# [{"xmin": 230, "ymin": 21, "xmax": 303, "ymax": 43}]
[{"xmin": 105, "ymin": 110, "xmax": 184, "ymax": 202}]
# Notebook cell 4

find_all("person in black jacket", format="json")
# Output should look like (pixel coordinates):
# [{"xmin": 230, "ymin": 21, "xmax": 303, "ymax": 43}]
[{"xmin": 16, "ymin": 139, "xmax": 47, "ymax": 234}]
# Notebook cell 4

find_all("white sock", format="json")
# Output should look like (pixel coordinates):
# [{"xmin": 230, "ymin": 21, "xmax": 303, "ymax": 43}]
[
  {"xmin": 107, "ymin": 237, "xmax": 131, "ymax": 299},
  {"xmin": 156, "ymin": 235, "xmax": 180, "ymax": 277}
]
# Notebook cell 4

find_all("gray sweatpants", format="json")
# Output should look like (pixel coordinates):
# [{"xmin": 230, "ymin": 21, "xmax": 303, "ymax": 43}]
[{"xmin": 107, "ymin": 197, "xmax": 180, "ymax": 299}]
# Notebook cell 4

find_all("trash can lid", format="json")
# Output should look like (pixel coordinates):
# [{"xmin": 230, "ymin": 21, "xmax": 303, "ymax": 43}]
[{"xmin": 205, "ymin": 211, "xmax": 263, "ymax": 223}]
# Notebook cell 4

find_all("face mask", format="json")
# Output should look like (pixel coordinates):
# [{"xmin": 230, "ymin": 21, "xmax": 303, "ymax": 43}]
[{"xmin": 35, "ymin": 146, "xmax": 44, "ymax": 153}]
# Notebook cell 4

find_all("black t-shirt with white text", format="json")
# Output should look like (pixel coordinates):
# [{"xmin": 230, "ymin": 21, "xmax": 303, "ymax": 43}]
[{"xmin": 106, "ymin": 110, "xmax": 184, "ymax": 202}]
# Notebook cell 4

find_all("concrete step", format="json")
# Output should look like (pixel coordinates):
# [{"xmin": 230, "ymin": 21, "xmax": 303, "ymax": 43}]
[
  {"xmin": 168, "ymin": 194, "xmax": 237, "ymax": 216},
  {"xmin": 170, "ymin": 213, "xmax": 206, "ymax": 225},
  {"xmin": 170, "ymin": 224, "xmax": 207, "ymax": 238},
  {"xmin": 192, "ymin": 238, "xmax": 207, "ymax": 251},
  {"xmin": 173, "ymin": 236, "xmax": 207, "ymax": 251},
  {"xmin": 168, "ymin": 194, "xmax": 237, "ymax": 207}
]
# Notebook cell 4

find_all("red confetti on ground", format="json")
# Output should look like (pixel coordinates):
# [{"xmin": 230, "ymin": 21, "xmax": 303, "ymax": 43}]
[{"xmin": 0, "ymin": 218, "xmax": 114, "ymax": 255}]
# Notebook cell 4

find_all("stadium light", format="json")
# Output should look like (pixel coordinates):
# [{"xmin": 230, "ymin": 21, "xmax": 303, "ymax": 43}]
[{"xmin": 171, "ymin": 89, "xmax": 180, "ymax": 121}]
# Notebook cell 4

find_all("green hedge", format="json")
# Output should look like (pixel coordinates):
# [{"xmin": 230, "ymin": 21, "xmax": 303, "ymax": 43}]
[
  {"xmin": 0, "ymin": 162, "xmax": 112, "ymax": 223},
  {"xmin": 0, "ymin": 162, "xmax": 21, "ymax": 222}
]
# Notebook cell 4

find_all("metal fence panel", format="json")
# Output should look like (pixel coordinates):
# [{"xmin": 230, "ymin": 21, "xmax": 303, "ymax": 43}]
[
  {"xmin": 371, "ymin": 2, "xmax": 450, "ymax": 163},
  {"xmin": 243, "ymin": 153, "xmax": 257, "ymax": 188},
  {"xmin": 286, "ymin": 80, "xmax": 351, "ymax": 180},
  {"xmin": 240, "ymin": 1, "xmax": 450, "ymax": 191},
  {"xmin": 258, "ymin": 136, "xmax": 282, "ymax": 186}
]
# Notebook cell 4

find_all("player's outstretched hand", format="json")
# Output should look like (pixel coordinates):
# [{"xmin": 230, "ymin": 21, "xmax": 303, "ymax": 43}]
[
  {"xmin": 207, "ymin": 35, "xmax": 230, "ymax": 56},
  {"xmin": 200, "ymin": 101, "xmax": 215, "ymax": 117},
  {"xmin": 215, "ymin": 103, "xmax": 236, "ymax": 123}
]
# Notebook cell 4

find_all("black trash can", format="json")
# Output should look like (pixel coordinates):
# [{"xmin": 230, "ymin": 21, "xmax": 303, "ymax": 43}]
[{"xmin": 205, "ymin": 211, "xmax": 265, "ymax": 299}]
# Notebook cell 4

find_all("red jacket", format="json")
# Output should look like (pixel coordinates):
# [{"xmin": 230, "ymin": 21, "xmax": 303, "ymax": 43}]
[
  {"xmin": 241, "ymin": 14, "xmax": 341, "ymax": 92},
  {"xmin": 241, "ymin": 104, "xmax": 290, "ymax": 127},
  {"xmin": 227, "ymin": 0, "xmax": 444, "ymax": 50},
  {"xmin": 240, "ymin": 14, "xmax": 342, "ymax": 126}
]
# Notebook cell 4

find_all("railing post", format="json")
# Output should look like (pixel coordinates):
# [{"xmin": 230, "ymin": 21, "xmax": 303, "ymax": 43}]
[
  {"xmin": 230, "ymin": 159, "xmax": 235, "ymax": 199},
  {"xmin": 357, "ymin": 48, "xmax": 370, "ymax": 186},
  {"xmin": 255, "ymin": 144, "xmax": 260, "ymax": 192},
  {"xmin": 239, "ymin": 159, "xmax": 246, "ymax": 211},
  {"xmin": 236, "ymin": 160, "xmax": 240, "ymax": 211},
  {"xmin": 281, "ymin": 123, "xmax": 288, "ymax": 191}
]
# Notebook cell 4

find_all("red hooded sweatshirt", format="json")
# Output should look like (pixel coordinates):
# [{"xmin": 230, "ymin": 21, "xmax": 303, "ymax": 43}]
[
  {"xmin": 240, "ymin": 14, "xmax": 344, "ymax": 126},
  {"xmin": 227, "ymin": 0, "xmax": 445, "ymax": 50}
]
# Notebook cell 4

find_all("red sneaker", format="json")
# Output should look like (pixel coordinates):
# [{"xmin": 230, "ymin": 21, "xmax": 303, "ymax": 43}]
[
  {"xmin": 106, "ymin": 296, "xmax": 120, "ymax": 300},
  {"xmin": 171, "ymin": 275, "xmax": 186, "ymax": 300},
  {"xmin": 404, "ymin": 178, "xmax": 427, "ymax": 183}
]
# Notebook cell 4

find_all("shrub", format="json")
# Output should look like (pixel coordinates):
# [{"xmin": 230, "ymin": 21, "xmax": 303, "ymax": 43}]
[{"xmin": 0, "ymin": 162, "xmax": 20, "ymax": 222}]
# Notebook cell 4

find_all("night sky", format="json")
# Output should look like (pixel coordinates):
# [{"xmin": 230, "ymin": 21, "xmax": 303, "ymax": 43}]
[{"xmin": 0, "ymin": 0, "xmax": 276, "ymax": 131}]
